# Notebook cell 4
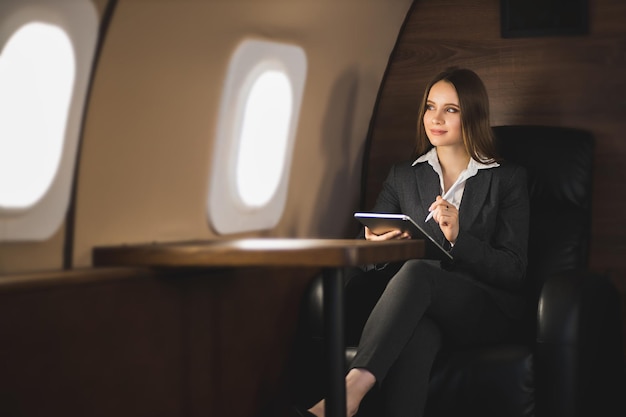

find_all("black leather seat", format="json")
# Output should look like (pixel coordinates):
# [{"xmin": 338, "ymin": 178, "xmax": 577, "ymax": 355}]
[{"xmin": 292, "ymin": 126, "xmax": 625, "ymax": 417}]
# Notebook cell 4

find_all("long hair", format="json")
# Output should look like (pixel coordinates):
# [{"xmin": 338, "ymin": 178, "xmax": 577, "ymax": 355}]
[{"xmin": 414, "ymin": 67, "xmax": 499, "ymax": 163}]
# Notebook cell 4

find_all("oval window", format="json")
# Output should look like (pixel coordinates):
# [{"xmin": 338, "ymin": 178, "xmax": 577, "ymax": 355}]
[
  {"xmin": 208, "ymin": 39, "xmax": 307, "ymax": 235},
  {"xmin": 236, "ymin": 69, "xmax": 293, "ymax": 208},
  {"xmin": 0, "ymin": 22, "xmax": 75, "ymax": 209}
]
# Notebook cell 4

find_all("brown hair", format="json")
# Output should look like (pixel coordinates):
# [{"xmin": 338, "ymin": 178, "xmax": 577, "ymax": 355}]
[{"xmin": 414, "ymin": 67, "xmax": 499, "ymax": 163}]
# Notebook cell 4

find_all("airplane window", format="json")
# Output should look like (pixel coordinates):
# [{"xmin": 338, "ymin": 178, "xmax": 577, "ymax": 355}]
[
  {"xmin": 0, "ymin": 1, "xmax": 98, "ymax": 241},
  {"xmin": 0, "ymin": 22, "xmax": 75, "ymax": 209},
  {"xmin": 209, "ymin": 39, "xmax": 307, "ymax": 234},
  {"xmin": 236, "ymin": 69, "xmax": 293, "ymax": 208}
]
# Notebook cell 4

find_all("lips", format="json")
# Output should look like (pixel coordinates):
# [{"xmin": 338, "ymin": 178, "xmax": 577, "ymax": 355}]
[{"xmin": 429, "ymin": 129, "xmax": 447, "ymax": 135}]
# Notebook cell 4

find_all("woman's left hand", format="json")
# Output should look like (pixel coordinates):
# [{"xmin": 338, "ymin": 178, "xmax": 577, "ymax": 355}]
[{"xmin": 428, "ymin": 196, "xmax": 459, "ymax": 244}]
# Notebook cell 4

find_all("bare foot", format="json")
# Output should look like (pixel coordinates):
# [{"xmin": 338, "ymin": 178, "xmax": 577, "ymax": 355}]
[
  {"xmin": 346, "ymin": 368, "xmax": 376, "ymax": 416},
  {"xmin": 307, "ymin": 368, "xmax": 376, "ymax": 417},
  {"xmin": 307, "ymin": 400, "xmax": 324, "ymax": 416}
]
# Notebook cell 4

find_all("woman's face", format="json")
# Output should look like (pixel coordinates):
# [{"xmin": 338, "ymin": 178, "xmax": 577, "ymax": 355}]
[{"xmin": 423, "ymin": 80, "xmax": 463, "ymax": 149}]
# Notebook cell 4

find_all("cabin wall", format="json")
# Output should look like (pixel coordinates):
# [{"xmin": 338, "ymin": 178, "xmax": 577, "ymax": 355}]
[
  {"xmin": 1, "ymin": 0, "xmax": 624, "ymax": 288},
  {"xmin": 0, "ymin": 0, "xmax": 413, "ymax": 273},
  {"xmin": 71, "ymin": 0, "xmax": 414, "ymax": 268}
]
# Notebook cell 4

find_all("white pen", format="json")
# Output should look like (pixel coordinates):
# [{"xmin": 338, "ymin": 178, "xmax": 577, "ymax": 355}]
[{"xmin": 424, "ymin": 180, "xmax": 463, "ymax": 223}]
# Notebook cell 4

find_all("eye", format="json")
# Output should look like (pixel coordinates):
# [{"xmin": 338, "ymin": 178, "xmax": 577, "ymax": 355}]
[
  {"xmin": 446, "ymin": 107, "xmax": 459, "ymax": 113},
  {"xmin": 425, "ymin": 104, "xmax": 435, "ymax": 111}
]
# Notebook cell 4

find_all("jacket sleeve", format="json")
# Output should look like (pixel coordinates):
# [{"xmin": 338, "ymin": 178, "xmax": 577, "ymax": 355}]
[{"xmin": 355, "ymin": 165, "xmax": 404, "ymax": 240}]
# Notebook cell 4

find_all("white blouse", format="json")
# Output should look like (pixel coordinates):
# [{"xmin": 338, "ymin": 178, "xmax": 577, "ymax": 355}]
[{"xmin": 412, "ymin": 148, "xmax": 499, "ymax": 212}]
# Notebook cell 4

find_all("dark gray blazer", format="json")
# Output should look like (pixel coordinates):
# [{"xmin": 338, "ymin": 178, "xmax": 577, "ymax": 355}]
[{"xmin": 369, "ymin": 159, "xmax": 530, "ymax": 319}]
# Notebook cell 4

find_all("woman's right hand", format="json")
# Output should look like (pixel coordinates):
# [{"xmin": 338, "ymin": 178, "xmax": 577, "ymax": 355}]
[{"xmin": 364, "ymin": 226, "xmax": 410, "ymax": 241}]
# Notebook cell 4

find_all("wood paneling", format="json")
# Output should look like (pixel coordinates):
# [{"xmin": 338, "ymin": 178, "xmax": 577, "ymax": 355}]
[
  {"xmin": 0, "ymin": 266, "xmax": 317, "ymax": 417},
  {"xmin": 0, "ymin": 268, "xmax": 183, "ymax": 417}
]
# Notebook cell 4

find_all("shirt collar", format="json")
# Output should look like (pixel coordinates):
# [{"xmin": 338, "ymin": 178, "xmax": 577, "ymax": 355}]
[
  {"xmin": 412, "ymin": 148, "xmax": 500, "ymax": 173},
  {"xmin": 412, "ymin": 148, "xmax": 499, "ymax": 196}
]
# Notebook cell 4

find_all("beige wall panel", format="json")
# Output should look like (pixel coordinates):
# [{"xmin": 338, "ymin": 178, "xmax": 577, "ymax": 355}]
[
  {"xmin": 74, "ymin": 0, "xmax": 413, "ymax": 266},
  {"xmin": 0, "ymin": 228, "xmax": 65, "ymax": 274}
]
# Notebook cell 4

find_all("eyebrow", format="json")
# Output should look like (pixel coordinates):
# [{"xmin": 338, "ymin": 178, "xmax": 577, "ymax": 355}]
[{"xmin": 426, "ymin": 100, "xmax": 460, "ymax": 107}]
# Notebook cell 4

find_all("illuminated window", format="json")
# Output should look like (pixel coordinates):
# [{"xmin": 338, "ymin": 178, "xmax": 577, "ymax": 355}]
[
  {"xmin": 209, "ymin": 39, "xmax": 307, "ymax": 234},
  {"xmin": 237, "ymin": 69, "xmax": 293, "ymax": 208},
  {"xmin": 0, "ymin": 0, "xmax": 98, "ymax": 241},
  {"xmin": 0, "ymin": 22, "xmax": 75, "ymax": 209}
]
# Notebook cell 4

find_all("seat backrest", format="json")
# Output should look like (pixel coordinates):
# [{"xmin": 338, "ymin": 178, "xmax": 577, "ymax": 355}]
[{"xmin": 492, "ymin": 125, "xmax": 594, "ymax": 299}]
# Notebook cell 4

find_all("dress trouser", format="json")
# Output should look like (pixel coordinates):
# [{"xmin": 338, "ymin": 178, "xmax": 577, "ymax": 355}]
[{"xmin": 349, "ymin": 259, "xmax": 513, "ymax": 417}]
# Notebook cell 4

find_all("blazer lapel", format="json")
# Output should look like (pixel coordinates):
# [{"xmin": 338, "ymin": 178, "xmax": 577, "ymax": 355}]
[
  {"xmin": 458, "ymin": 169, "xmax": 493, "ymax": 230},
  {"xmin": 413, "ymin": 164, "xmax": 446, "ymax": 241}
]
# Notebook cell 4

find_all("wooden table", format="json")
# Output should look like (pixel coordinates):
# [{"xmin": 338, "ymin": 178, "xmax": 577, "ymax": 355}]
[{"xmin": 93, "ymin": 238, "xmax": 424, "ymax": 417}]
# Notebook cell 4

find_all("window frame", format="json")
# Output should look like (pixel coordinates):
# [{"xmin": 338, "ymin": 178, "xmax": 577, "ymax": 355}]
[
  {"xmin": 208, "ymin": 38, "xmax": 307, "ymax": 235},
  {"xmin": 0, "ymin": 0, "xmax": 99, "ymax": 241}
]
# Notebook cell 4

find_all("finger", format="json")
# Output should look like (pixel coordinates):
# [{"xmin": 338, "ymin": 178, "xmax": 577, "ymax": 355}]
[
  {"xmin": 365, "ymin": 226, "xmax": 389, "ymax": 241},
  {"xmin": 439, "ymin": 203, "xmax": 455, "ymax": 217},
  {"xmin": 436, "ymin": 208, "xmax": 456, "ymax": 225},
  {"xmin": 440, "ymin": 210, "xmax": 458, "ymax": 227},
  {"xmin": 382, "ymin": 230, "xmax": 403, "ymax": 240},
  {"xmin": 429, "ymin": 198, "xmax": 454, "ymax": 214},
  {"xmin": 433, "ymin": 208, "xmax": 442, "ymax": 224},
  {"xmin": 365, "ymin": 227, "xmax": 403, "ymax": 241}
]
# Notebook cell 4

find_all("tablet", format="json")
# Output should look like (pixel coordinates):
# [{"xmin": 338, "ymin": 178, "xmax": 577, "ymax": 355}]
[{"xmin": 354, "ymin": 212, "xmax": 453, "ymax": 260}]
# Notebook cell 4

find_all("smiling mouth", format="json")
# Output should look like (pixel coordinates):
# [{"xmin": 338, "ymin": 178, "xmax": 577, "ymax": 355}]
[{"xmin": 430, "ymin": 129, "xmax": 447, "ymax": 135}]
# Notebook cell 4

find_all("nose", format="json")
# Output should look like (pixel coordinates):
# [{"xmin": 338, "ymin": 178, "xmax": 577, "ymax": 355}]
[{"xmin": 432, "ymin": 111, "xmax": 443, "ymax": 125}]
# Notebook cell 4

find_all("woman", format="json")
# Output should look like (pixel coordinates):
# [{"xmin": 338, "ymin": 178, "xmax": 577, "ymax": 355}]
[{"xmin": 302, "ymin": 67, "xmax": 529, "ymax": 417}]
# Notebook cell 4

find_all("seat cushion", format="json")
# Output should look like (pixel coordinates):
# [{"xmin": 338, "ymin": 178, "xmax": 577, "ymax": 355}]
[{"xmin": 426, "ymin": 345, "xmax": 534, "ymax": 417}]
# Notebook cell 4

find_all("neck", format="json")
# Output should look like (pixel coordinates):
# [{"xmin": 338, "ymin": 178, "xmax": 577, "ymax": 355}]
[
  {"xmin": 436, "ymin": 146, "xmax": 470, "ymax": 174},
  {"xmin": 436, "ymin": 146, "xmax": 470, "ymax": 191}
]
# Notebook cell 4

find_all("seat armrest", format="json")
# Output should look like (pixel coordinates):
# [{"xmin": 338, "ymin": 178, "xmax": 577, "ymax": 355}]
[
  {"xmin": 537, "ymin": 269, "xmax": 621, "ymax": 345},
  {"xmin": 537, "ymin": 272, "xmax": 584, "ymax": 345},
  {"xmin": 535, "ymin": 270, "xmax": 624, "ymax": 417}
]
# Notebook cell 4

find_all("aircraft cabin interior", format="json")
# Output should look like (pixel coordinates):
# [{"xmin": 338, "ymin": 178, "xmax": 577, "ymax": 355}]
[{"xmin": 0, "ymin": 0, "xmax": 625, "ymax": 416}]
